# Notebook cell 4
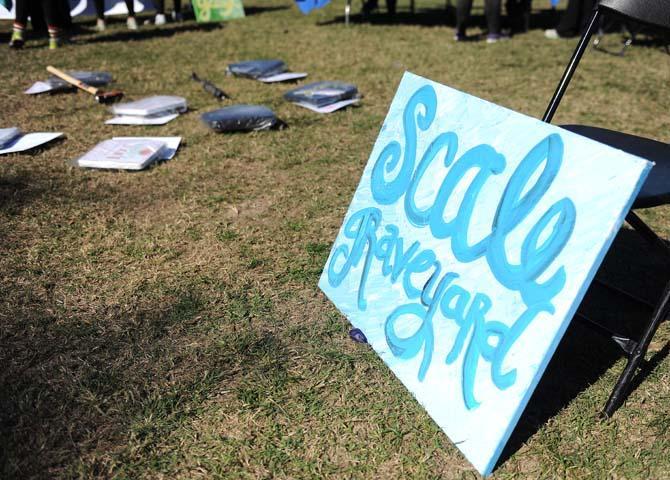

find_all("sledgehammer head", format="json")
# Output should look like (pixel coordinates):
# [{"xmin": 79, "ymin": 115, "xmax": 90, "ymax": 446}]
[{"xmin": 95, "ymin": 90, "xmax": 124, "ymax": 104}]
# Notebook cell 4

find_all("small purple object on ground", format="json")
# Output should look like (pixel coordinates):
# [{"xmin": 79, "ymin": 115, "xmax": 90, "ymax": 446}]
[{"xmin": 349, "ymin": 328, "xmax": 368, "ymax": 344}]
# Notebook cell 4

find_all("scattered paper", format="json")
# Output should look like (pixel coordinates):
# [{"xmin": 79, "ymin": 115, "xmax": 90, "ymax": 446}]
[
  {"xmin": 105, "ymin": 113, "xmax": 179, "ymax": 126},
  {"xmin": 291, "ymin": 98, "xmax": 360, "ymax": 114},
  {"xmin": 74, "ymin": 138, "xmax": 166, "ymax": 170},
  {"xmin": 24, "ymin": 82, "xmax": 53, "ymax": 95},
  {"xmin": 111, "ymin": 96, "xmax": 188, "ymax": 117},
  {"xmin": 112, "ymin": 137, "xmax": 182, "ymax": 160},
  {"xmin": 258, "ymin": 72, "xmax": 308, "ymax": 83},
  {"xmin": 0, "ymin": 132, "xmax": 64, "ymax": 155}
]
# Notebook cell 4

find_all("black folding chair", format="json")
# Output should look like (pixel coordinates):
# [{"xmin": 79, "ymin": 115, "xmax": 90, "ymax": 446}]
[{"xmin": 543, "ymin": 0, "xmax": 670, "ymax": 418}]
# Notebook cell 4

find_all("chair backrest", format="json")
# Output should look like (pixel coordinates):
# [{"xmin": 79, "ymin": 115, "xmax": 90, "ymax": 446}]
[{"xmin": 599, "ymin": 0, "xmax": 670, "ymax": 30}]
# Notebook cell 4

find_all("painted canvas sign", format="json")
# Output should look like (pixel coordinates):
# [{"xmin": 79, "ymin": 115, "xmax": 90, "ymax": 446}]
[
  {"xmin": 192, "ymin": 0, "xmax": 245, "ymax": 22},
  {"xmin": 295, "ymin": 0, "xmax": 331, "ymax": 15},
  {"xmin": 318, "ymin": 72, "xmax": 652, "ymax": 475}
]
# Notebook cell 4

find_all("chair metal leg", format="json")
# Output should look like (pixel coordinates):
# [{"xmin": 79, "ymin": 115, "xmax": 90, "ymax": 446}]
[
  {"xmin": 345, "ymin": 0, "xmax": 351, "ymax": 25},
  {"xmin": 602, "ymin": 278, "xmax": 670, "ymax": 417},
  {"xmin": 599, "ymin": 213, "xmax": 670, "ymax": 416},
  {"xmin": 543, "ymin": 7, "xmax": 601, "ymax": 123}
]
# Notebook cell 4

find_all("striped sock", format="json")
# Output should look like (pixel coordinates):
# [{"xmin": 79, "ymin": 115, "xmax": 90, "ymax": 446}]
[
  {"xmin": 10, "ymin": 22, "xmax": 25, "ymax": 47},
  {"xmin": 48, "ymin": 25, "xmax": 60, "ymax": 49},
  {"xmin": 12, "ymin": 22, "xmax": 25, "ymax": 38}
]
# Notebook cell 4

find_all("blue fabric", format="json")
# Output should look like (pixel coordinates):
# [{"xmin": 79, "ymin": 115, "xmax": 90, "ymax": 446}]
[
  {"xmin": 284, "ymin": 81, "xmax": 358, "ymax": 107},
  {"xmin": 227, "ymin": 60, "xmax": 287, "ymax": 79},
  {"xmin": 295, "ymin": 0, "xmax": 331, "ymax": 15}
]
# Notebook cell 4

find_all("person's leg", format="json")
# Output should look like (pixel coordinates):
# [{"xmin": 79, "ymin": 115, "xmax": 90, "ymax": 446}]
[
  {"xmin": 125, "ymin": 0, "xmax": 138, "ymax": 29},
  {"xmin": 456, "ymin": 0, "xmax": 473, "ymax": 38},
  {"xmin": 125, "ymin": 0, "xmax": 135, "ymax": 15},
  {"xmin": 10, "ymin": 0, "xmax": 29, "ymax": 47},
  {"xmin": 505, "ymin": 0, "xmax": 528, "ymax": 33},
  {"xmin": 174, "ymin": 0, "xmax": 182, "ymax": 13},
  {"xmin": 60, "ymin": 0, "xmax": 72, "ymax": 30},
  {"xmin": 40, "ymin": 0, "xmax": 62, "ymax": 49},
  {"xmin": 577, "ymin": 0, "xmax": 596, "ymax": 32},
  {"xmin": 362, "ymin": 0, "xmax": 379, "ymax": 15},
  {"xmin": 93, "ymin": 0, "xmax": 107, "ymax": 30},
  {"xmin": 555, "ymin": 0, "xmax": 582, "ymax": 37},
  {"xmin": 94, "ymin": 0, "xmax": 105, "ymax": 19},
  {"xmin": 485, "ymin": 0, "xmax": 502, "ymax": 35},
  {"xmin": 155, "ymin": 0, "xmax": 167, "ymax": 24}
]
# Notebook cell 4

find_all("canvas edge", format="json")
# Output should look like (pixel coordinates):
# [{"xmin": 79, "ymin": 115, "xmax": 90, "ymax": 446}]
[{"xmin": 481, "ymin": 157, "xmax": 653, "ymax": 476}]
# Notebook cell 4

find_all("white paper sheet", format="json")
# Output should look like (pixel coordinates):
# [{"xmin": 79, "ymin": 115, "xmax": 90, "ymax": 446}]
[
  {"xmin": 0, "ymin": 132, "xmax": 64, "ymax": 155},
  {"xmin": 111, "ymin": 96, "xmax": 187, "ymax": 117},
  {"xmin": 76, "ymin": 138, "xmax": 166, "ymax": 170},
  {"xmin": 112, "ymin": 136, "xmax": 182, "ymax": 160},
  {"xmin": 24, "ymin": 82, "xmax": 54, "ymax": 95},
  {"xmin": 105, "ymin": 113, "xmax": 179, "ymax": 126},
  {"xmin": 258, "ymin": 72, "xmax": 309, "ymax": 83},
  {"xmin": 291, "ymin": 98, "xmax": 360, "ymax": 114}
]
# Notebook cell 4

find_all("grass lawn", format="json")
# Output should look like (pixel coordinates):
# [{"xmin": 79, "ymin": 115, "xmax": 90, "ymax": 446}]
[{"xmin": 1, "ymin": 1, "xmax": 669, "ymax": 478}]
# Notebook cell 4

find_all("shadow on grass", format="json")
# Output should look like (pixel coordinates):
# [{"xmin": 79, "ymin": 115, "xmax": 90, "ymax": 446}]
[
  {"xmin": 77, "ymin": 21, "xmax": 223, "ymax": 45},
  {"xmin": 244, "ymin": 5, "xmax": 291, "ymax": 15},
  {"xmin": 496, "ymin": 227, "xmax": 670, "ymax": 470},
  {"xmin": 319, "ymin": 6, "xmax": 559, "ymax": 31},
  {"xmin": 0, "ymin": 279, "xmax": 287, "ymax": 478}
]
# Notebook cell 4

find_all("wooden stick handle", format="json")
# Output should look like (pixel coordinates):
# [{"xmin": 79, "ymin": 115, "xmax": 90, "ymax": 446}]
[{"xmin": 47, "ymin": 66, "xmax": 99, "ymax": 96}]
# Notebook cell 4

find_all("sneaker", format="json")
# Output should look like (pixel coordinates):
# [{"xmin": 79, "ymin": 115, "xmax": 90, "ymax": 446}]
[
  {"xmin": 96, "ymin": 18, "xmax": 106, "ymax": 31},
  {"xmin": 9, "ymin": 31, "xmax": 24, "ymax": 49},
  {"xmin": 49, "ymin": 37, "xmax": 61, "ymax": 50},
  {"xmin": 544, "ymin": 28, "xmax": 560, "ymax": 39},
  {"xmin": 127, "ymin": 16, "xmax": 138, "ymax": 30},
  {"xmin": 155, "ymin": 13, "xmax": 166, "ymax": 25},
  {"xmin": 171, "ymin": 11, "xmax": 184, "ymax": 22},
  {"xmin": 486, "ymin": 33, "xmax": 510, "ymax": 43},
  {"xmin": 453, "ymin": 32, "xmax": 466, "ymax": 42}
]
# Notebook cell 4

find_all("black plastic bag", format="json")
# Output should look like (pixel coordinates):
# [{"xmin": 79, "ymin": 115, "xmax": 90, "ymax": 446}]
[
  {"xmin": 226, "ymin": 60, "xmax": 287, "ymax": 80},
  {"xmin": 283, "ymin": 81, "xmax": 358, "ymax": 108},
  {"xmin": 201, "ymin": 105, "xmax": 286, "ymax": 133}
]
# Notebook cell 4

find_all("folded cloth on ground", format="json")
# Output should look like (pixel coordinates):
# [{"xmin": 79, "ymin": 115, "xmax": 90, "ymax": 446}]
[
  {"xmin": 227, "ymin": 60, "xmax": 287, "ymax": 80},
  {"xmin": 283, "ymin": 81, "xmax": 358, "ymax": 108},
  {"xmin": 201, "ymin": 105, "xmax": 286, "ymax": 132},
  {"xmin": 111, "ymin": 96, "xmax": 188, "ymax": 117}
]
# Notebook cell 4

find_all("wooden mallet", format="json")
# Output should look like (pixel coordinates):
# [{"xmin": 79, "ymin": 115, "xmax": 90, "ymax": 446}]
[{"xmin": 46, "ymin": 66, "xmax": 124, "ymax": 104}]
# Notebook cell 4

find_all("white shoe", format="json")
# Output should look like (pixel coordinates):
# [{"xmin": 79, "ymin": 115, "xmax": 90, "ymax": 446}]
[
  {"xmin": 155, "ymin": 13, "xmax": 166, "ymax": 25},
  {"xmin": 127, "ymin": 16, "xmax": 138, "ymax": 30},
  {"xmin": 544, "ymin": 29, "xmax": 559, "ymax": 39},
  {"xmin": 96, "ymin": 18, "xmax": 106, "ymax": 32}
]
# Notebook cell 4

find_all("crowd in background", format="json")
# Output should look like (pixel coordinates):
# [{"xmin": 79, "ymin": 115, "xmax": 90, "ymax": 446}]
[
  {"xmin": 362, "ymin": 0, "xmax": 596, "ymax": 43},
  {"xmin": 7, "ymin": 0, "xmax": 597, "ymax": 50},
  {"xmin": 8, "ymin": 0, "xmax": 184, "ymax": 49}
]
